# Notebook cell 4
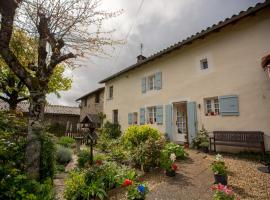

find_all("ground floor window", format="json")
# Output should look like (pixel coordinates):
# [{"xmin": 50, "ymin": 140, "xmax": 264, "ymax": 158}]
[
  {"xmin": 204, "ymin": 97, "xmax": 219, "ymax": 116},
  {"xmin": 147, "ymin": 106, "xmax": 156, "ymax": 124},
  {"xmin": 132, "ymin": 112, "xmax": 138, "ymax": 124},
  {"xmin": 113, "ymin": 109, "xmax": 118, "ymax": 124}
]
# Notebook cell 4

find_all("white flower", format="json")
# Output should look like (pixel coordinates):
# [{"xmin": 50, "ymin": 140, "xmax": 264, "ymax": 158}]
[
  {"xmin": 170, "ymin": 153, "xmax": 176, "ymax": 162},
  {"xmin": 215, "ymin": 154, "xmax": 224, "ymax": 162}
]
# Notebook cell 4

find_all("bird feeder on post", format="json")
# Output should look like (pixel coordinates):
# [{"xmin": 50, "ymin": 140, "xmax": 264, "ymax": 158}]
[{"xmin": 80, "ymin": 114, "xmax": 100, "ymax": 165}]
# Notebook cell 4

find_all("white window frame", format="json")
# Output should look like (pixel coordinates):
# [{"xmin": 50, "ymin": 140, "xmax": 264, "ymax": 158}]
[
  {"xmin": 147, "ymin": 106, "xmax": 156, "ymax": 124},
  {"xmin": 204, "ymin": 97, "xmax": 219, "ymax": 116},
  {"xmin": 147, "ymin": 75, "xmax": 155, "ymax": 91}
]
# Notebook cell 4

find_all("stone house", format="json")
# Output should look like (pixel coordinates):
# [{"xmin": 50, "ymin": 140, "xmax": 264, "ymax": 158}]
[
  {"xmin": 99, "ymin": 2, "xmax": 270, "ymax": 151},
  {"xmin": 76, "ymin": 87, "xmax": 105, "ymax": 124}
]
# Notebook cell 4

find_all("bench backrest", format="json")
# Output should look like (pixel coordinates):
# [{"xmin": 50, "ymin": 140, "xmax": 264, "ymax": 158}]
[{"xmin": 213, "ymin": 131, "xmax": 264, "ymax": 143}]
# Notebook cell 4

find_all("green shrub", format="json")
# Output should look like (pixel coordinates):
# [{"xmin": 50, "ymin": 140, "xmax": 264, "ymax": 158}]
[
  {"xmin": 40, "ymin": 133, "xmax": 56, "ymax": 181},
  {"xmin": 56, "ymin": 145, "xmax": 72, "ymax": 165},
  {"xmin": 65, "ymin": 161, "xmax": 137, "ymax": 200},
  {"xmin": 57, "ymin": 136, "xmax": 76, "ymax": 148},
  {"xmin": 102, "ymin": 121, "xmax": 121, "ymax": 139},
  {"xmin": 0, "ymin": 172, "xmax": 54, "ymax": 200},
  {"xmin": 122, "ymin": 125, "xmax": 162, "ymax": 149},
  {"xmin": 77, "ymin": 149, "xmax": 91, "ymax": 168},
  {"xmin": 192, "ymin": 127, "xmax": 210, "ymax": 149},
  {"xmin": 163, "ymin": 142, "xmax": 188, "ymax": 159},
  {"xmin": 64, "ymin": 171, "xmax": 107, "ymax": 200},
  {"xmin": 109, "ymin": 145, "xmax": 129, "ymax": 163},
  {"xmin": 132, "ymin": 137, "xmax": 165, "ymax": 170}
]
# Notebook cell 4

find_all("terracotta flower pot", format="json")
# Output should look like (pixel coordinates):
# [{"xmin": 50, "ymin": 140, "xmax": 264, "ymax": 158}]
[
  {"xmin": 214, "ymin": 174, "xmax": 228, "ymax": 185},
  {"xmin": 166, "ymin": 169, "xmax": 176, "ymax": 177}
]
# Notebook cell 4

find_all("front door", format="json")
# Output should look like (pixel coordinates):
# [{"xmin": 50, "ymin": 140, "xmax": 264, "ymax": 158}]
[{"xmin": 174, "ymin": 103, "xmax": 188, "ymax": 143}]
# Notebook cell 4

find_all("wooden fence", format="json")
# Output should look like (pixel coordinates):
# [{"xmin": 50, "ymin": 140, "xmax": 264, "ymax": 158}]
[{"xmin": 65, "ymin": 132, "xmax": 88, "ymax": 145}]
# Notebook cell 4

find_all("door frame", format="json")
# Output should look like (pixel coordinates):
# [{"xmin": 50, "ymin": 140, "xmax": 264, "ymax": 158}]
[{"xmin": 172, "ymin": 101, "xmax": 189, "ymax": 144}]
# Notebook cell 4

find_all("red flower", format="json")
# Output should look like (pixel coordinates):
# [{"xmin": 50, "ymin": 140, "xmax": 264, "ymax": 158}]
[
  {"xmin": 95, "ymin": 160, "xmax": 102, "ymax": 165},
  {"xmin": 171, "ymin": 163, "xmax": 178, "ymax": 171},
  {"xmin": 122, "ymin": 179, "xmax": 133, "ymax": 187}
]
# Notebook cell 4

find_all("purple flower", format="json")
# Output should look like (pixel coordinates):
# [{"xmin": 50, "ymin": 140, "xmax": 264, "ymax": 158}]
[{"xmin": 137, "ymin": 185, "xmax": 145, "ymax": 193}]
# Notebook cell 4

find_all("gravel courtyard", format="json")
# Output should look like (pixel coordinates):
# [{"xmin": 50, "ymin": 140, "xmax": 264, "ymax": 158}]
[{"xmin": 142, "ymin": 150, "xmax": 270, "ymax": 200}]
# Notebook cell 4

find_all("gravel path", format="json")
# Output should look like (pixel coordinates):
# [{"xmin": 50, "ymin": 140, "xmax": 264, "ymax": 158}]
[{"xmin": 54, "ymin": 154, "xmax": 77, "ymax": 200}]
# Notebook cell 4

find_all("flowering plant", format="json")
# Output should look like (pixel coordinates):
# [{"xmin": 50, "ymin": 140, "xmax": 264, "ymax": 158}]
[
  {"xmin": 161, "ymin": 152, "xmax": 178, "ymax": 172},
  {"xmin": 211, "ymin": 154, "xmax": 227, "ymax": 175},
  {"xmin": 211, "ymin": 184, "xmax": 240, "ymax": 200},
  {"xmin": 127, "ymin": 182, "xmax": 149, "ymax": 200}
]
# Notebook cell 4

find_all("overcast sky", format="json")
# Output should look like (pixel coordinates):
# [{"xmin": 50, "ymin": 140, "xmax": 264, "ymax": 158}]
[{"xmin": 47, "ymin": 0, "xmax": 264, "ymax": 107}]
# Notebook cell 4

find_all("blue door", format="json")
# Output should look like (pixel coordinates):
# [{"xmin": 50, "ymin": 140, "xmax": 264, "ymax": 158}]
[{"xmin": 187, "ymin": 102, "xmax": 197, "ymax": 145}]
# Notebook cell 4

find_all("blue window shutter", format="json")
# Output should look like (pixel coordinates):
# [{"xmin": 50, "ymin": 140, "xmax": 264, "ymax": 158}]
[
  {"xmin": 165, "ymin": 104, "xmax": 173, "ymax": 141},
  {"xmin": 187, "ymin": 102, "xmax": 198, "ymax": 145},
  {"xmin": 155, "ymin": 72, "xmax": 162, "ymax": 90},
  {"xmin": 219, "ymin": 95, "xmax": 239, "ymax": 116},
  {"xmin": 156, "ymin": 105, "xmax": 163, "ymax": 124},
  {"xmin": 128, "ymin": 113, "xmax": 132, "ymax": 125},
  {"xmin": 140, "ymin": 108, "xmax": 145, "ymax": 124},
  {"xmin": 141, "ymin": 77, "xmax": 146, "ymax": 94}
]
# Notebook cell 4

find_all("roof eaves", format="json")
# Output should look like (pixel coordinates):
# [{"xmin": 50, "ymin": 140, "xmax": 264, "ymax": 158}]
[
  {"xmin": 76, "ymin": 87, "xmax": 105, "ymax": 101},
  {"xmin": 99, "ymin": 1, "xmax": 270, "ymax": 84}
]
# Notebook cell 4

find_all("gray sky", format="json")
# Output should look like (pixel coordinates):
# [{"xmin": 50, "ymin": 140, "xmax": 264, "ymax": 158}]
[{"xmin": 47, "ymin": 0, "xmax": 263, "ymax": 106}]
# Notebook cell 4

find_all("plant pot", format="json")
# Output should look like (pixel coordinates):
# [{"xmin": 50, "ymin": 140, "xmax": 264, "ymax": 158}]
[
  {"xmin": 201, "ymin": 147, "xmax": 209, "ymax": 153},
  {"xmin": 166, "ymin": 170, "xmax": 176, "ymax": 177},
  {"xmin": 214, "ymin": 174, "xmax": 228, "ymax": 185}
]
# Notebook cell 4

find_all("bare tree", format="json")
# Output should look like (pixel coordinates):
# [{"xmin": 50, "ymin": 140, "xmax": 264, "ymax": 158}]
[{"xmin": 0, "ymin": 0, "xmax": 120, "ymax": 180}]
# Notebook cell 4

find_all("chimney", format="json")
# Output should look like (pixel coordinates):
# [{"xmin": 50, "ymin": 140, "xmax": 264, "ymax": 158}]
[{"xmin": 137, "ymin": 55, "xmax": 146, "ymax": 63}]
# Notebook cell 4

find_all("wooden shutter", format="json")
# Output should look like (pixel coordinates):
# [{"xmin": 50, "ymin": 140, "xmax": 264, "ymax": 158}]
[
  {"xmin": 187, "ymin": 102, "xmax": 197, "ymax": 145},
  {"xmin": 140, "ymin": 108, "xmax": 145, "ymax": 124},
  {"xmin": 165, "ymin": 104, "xmax": 173, "ymax": 141},
  {"xmin": 155, "ymin": 72, "xmax": 162, "ymax": 90},
  {"xmin": 141, "ymin": 77, "xmax": 146, "ymax": 94},
  {"xmin": 128, "ymin": 113, "xmax": 133, "ymax": 125},
  {"xmin": 156, "ymin": 105, "xmax": 163, "ymax": 124},
  {"xmin": 219, "ymin": 95, "xmax": 239, "ymax": 116}
]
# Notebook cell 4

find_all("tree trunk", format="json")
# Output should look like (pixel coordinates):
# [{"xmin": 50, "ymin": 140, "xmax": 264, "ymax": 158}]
[{"xmin": 25, "ymin": 90, "xmax": 46, "ymax": 180}]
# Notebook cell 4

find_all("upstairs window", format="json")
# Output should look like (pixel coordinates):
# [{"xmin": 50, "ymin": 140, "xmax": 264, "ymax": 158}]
[
  {"xmin": 147, "ymin": 75, "xmax": 155, "ymax": 91},
  {"xmin": 95, "ymin": 93, "xmax": 100, "ymax": 103},
  {"xmin": 204, "ymin": 97, "xmax": 219, "ymax": 116},
  {"xmin": 141, "ymin": 72, "xmax": 162, "ymax": 94},
  {"xmin": 200, "ymin": 59, "xmax": 208, "ymax": 70},
  {"xmin": 84, "ymin": 99, "xmax": 87, "ymax": 107},
  {"xmin": 108, "ymin": 86, "xmax": 113, "ymax": 99}
]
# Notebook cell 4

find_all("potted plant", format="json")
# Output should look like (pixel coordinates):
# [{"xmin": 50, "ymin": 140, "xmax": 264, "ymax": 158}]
[
  {"xmin": 211, "ymin": 184, "xmax": 240, "ymax": 200},
  {"xmin": 211, "ymin": 154, "xmax": 228, "ymax": 185},
  {"xmin": 192, "ymin": 127, "xmax": 209, "ymax": 152},
  {"xmin": 161, "ymin": 152, "xmax": 178, "ymax": 177}
]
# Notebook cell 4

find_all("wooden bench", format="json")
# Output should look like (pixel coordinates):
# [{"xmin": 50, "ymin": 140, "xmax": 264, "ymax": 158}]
[{"xmin": 210, "ymin": 131, "xmax": 265, "ymax": 154}]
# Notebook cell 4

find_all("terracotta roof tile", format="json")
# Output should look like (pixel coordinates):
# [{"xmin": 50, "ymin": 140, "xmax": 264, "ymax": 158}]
[{"xmin": 0, "ymin": 101, "xmax": 80, "ymax": 115}]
